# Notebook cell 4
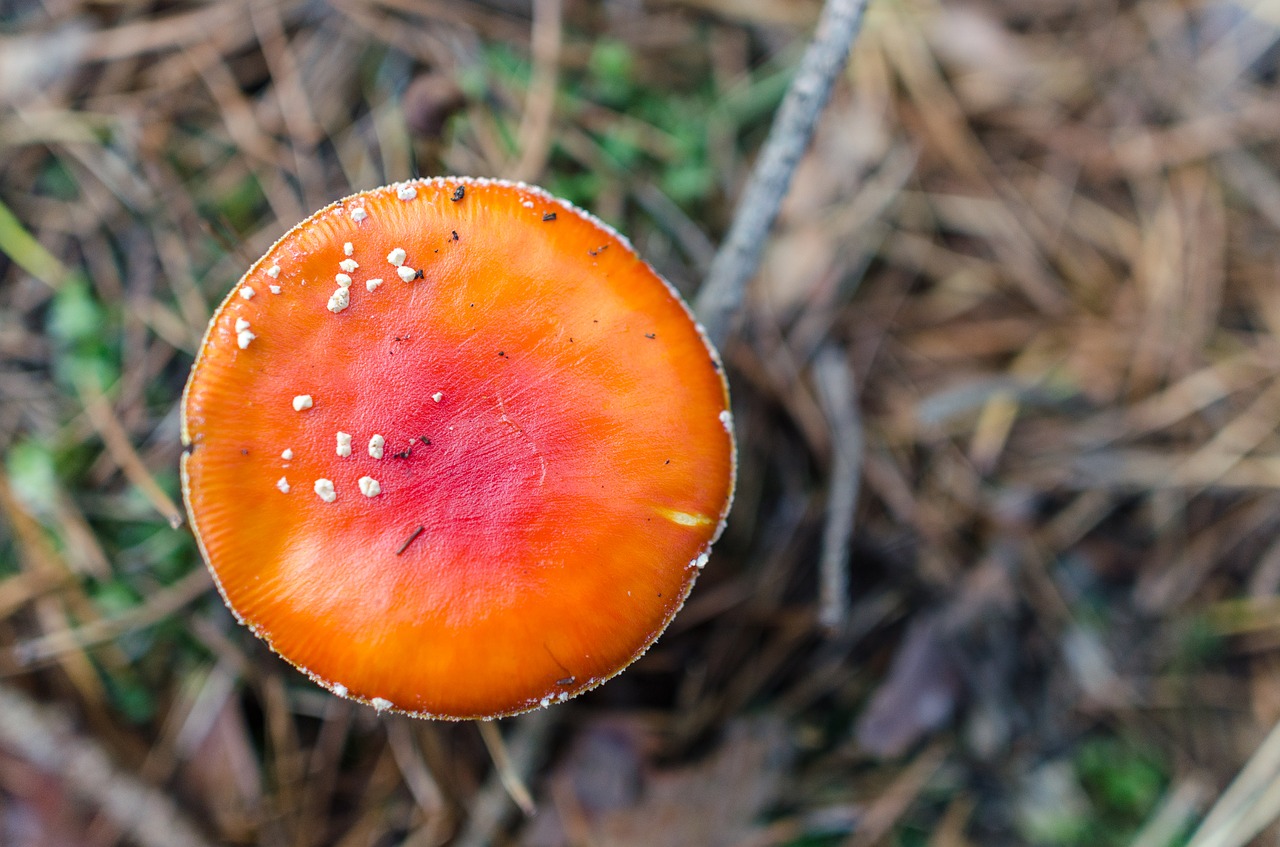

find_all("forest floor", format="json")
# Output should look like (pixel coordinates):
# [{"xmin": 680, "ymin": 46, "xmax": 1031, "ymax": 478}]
[{"xmin": 3, "ymin": 0, "xmax": 1280, "ymax": 845}]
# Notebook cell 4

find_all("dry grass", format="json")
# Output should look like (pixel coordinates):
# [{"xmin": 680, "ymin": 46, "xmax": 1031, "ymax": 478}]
[{"xmin": 3, "ymin": 0, "xmax": 1280, "ymax": 844}]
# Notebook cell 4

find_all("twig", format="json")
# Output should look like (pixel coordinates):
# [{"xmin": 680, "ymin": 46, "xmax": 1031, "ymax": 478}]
[
  {"xmin": 0, "ymin": 681, "xmax": 217, "ymax": 847},
  {"xmin": 250, "ymin": 2, "xmax": 326, "ymax": 209},
  {"xmin": 476, "ymin": 718, "xmax": 536, "ymax": 816},
  {"xmin": 1185, "ymin": 713, "xmax": 1280, "ymax": 847},
  {"xmin": 10, "ymin": 565, "xmax": 211, "ymax": 666},
  {"xmin": 694, "ymin": 0, "xmax": 872, "ymax": 350},
  {"xmin": 843, "ymin": 743, "xmax": 946, "ymax": 847},
  {"xmin": 78, "ymin": 378, "xmax": 185, "ymax": 529},
  {"xmin": 454, "ymin": 709, "xmax": 557, "ymax": 847},
  {"xmin": 634, "ymin": 182, "xmax": 717, "ymax": 275},
  {"xmin": 508, "ymin": 0, "xmax": 562, "ymax": 182},
  {"xmin": 396, "ymin": 525, "xmax": 425, "ymax": 555},
  {"xmin": 386, "ymin": 717, "xmax": 449, "ymax": 840},
  {"xmin": 811, "ymin": 345, "xmax": 863, "ymax": 629},
  {"xmin": 1130, "ymin": 777, "xmax": 1210, "ymax": 847},
  {"xmin": 0, "ymin": 195, "xmax": 73, "ymax": 290},
  {"xmin": 1192, "ymin": 732, "xmax": 1280, "ymax": 847},
  {"xmin": 80, "ymin": 2, "xmax": 248, "ymax": 62}
]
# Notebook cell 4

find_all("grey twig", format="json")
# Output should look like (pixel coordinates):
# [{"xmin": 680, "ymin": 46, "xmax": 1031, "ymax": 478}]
[
  {"xmin": 812, "ymin": 345, "xmax": 863, "ymax": 629},
  {"xmin": 695, "ymin": 0, "xmax": 872, "ymax": 350}
]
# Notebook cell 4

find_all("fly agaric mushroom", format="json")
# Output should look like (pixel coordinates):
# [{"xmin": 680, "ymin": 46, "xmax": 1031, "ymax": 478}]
[{"xmin": 181, "ymin": 178, "xmax": 735, "ymax": 719}]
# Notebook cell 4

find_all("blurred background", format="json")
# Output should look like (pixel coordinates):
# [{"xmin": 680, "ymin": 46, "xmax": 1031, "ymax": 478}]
[{"xmin": 4, "ymin": 0, "xmax": 1280, "ymax": 844}]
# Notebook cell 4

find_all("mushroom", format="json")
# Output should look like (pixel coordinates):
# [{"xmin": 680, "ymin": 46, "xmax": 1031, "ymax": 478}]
[{"xmin": 180, "ymin": 177, "xmax": 736, "ymax": 720}]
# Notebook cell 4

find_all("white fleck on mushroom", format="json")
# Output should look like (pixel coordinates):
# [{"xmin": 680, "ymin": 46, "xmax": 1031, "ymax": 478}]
[
  {"xmin": 397, "ymin": 266, "xmax": 418, "ymax": 282},
  {"xmin": 387, "ymin": 247, "xmax": 407, "ymax": 266},
  {"xmin": 240, "ymin": 287, "xmax": 255, "ymax": 300},
  {"xmin": 343, "ymin": 242, "xmax": 354, "ymax": 256},
  {"xmin": 350, "ymin": 208, "xmax": 367, "ymax": 222},
  {"xmin": 276, "ymin": 477, "xmax": 290, "ymax": 493},
  {"xmin": 692, "ymin": 551, "xmax": 710, "ymax": 570},
  {"xmin": 339, "ymin": 259, "xmax": 359, "ymax": 273},
  {"xmin": 431, "ymin": 392, "xmax": 443, "ymax": 403},
  {"xmin": 327, "ymin": 288, "xmax": 350, "ymax": 313},
  {"xmin": 366, "ymin": 278, "xmax": 383, "ymax": 292},
  {"xmin": 293, "ymin": 395, "xmax": 314, "ymax": 411},
  {"xmin": 332, "ymin": 683, "xmax": 348, "ymax": 697},
  {"xmin": 368, "ymin": 434, "xmax": 385, "ymax": 459},
  {"xmin": 397, "ymin": 184, "xmax": 417, "ymax": 201},
  {"xmin": 269, "ymin": 285, "xmax": 282, "ymax": 294},
  {"xmin": 336, "ymin": 432, "xmax": 352, "ymax": 458},
  {"xmin": 371, "ymin": 697, "xmax": 393, "ymax": 712},
  {"xmin": 358, "ymin": 476, "xmax": 382, "ymax": 497},
  {"xmin": 237, "ymin": 330, "xmax": 256, "ymax": 349},
  {"xmin": 314, "ymin": 478, "xmax": 336, "ymax": 502},
  {"xmin": 235, "ymin": 318, "xmax": 251, "ymax": 332},
  {"xmin": 522, "ymin": 199, "xmax": 535, "ymax": 209},
  {"xmin": 282, "ymin": 448, "xmax": 293, "ymax": 460},
  {"xmin": 335, "ymin": 273, "xmax": 353, "ymax": 288},
  {"xmin": 266, "ymin": 265, "xmax": 281, "ymax": 278}
]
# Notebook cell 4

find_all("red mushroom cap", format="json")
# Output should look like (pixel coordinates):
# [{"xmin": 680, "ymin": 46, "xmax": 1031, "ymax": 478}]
[{"xmin": 181, "ymin": 178, "xmax": 735, "ymax": 719}]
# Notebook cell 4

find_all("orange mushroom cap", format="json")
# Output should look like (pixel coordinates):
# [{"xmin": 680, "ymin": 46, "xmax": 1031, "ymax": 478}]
[{"xmin": 181, "ymin": 178, "xmax": 735, "ymax": 719}]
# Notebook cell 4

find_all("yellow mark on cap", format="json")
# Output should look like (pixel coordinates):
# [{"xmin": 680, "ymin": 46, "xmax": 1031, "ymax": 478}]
[{"xmin": 657, "ymin": 508, "xmax": 713, "ymax": 528}]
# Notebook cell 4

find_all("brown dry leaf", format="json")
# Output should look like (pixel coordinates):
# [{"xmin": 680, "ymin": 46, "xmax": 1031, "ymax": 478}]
[
  {"xmin": 522, "ymin": 715, "xmax": 792, "ymax": 847},
  {"xmin": 855, "ymin": 617, "xmax": 962, "ymax": 759}
]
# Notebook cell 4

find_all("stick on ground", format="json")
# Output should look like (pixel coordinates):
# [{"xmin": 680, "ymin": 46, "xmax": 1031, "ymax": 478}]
[
  {"xmin": 812, "ymin": 345, "xmax": 863, "ymax": 629},
  {"xmin": 695, "ymin": 0, "xmax": 872, "ymax": 350},
  {"xmin": 455, "ymin": 709, "xmax": 557, "ymax": 847}
]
